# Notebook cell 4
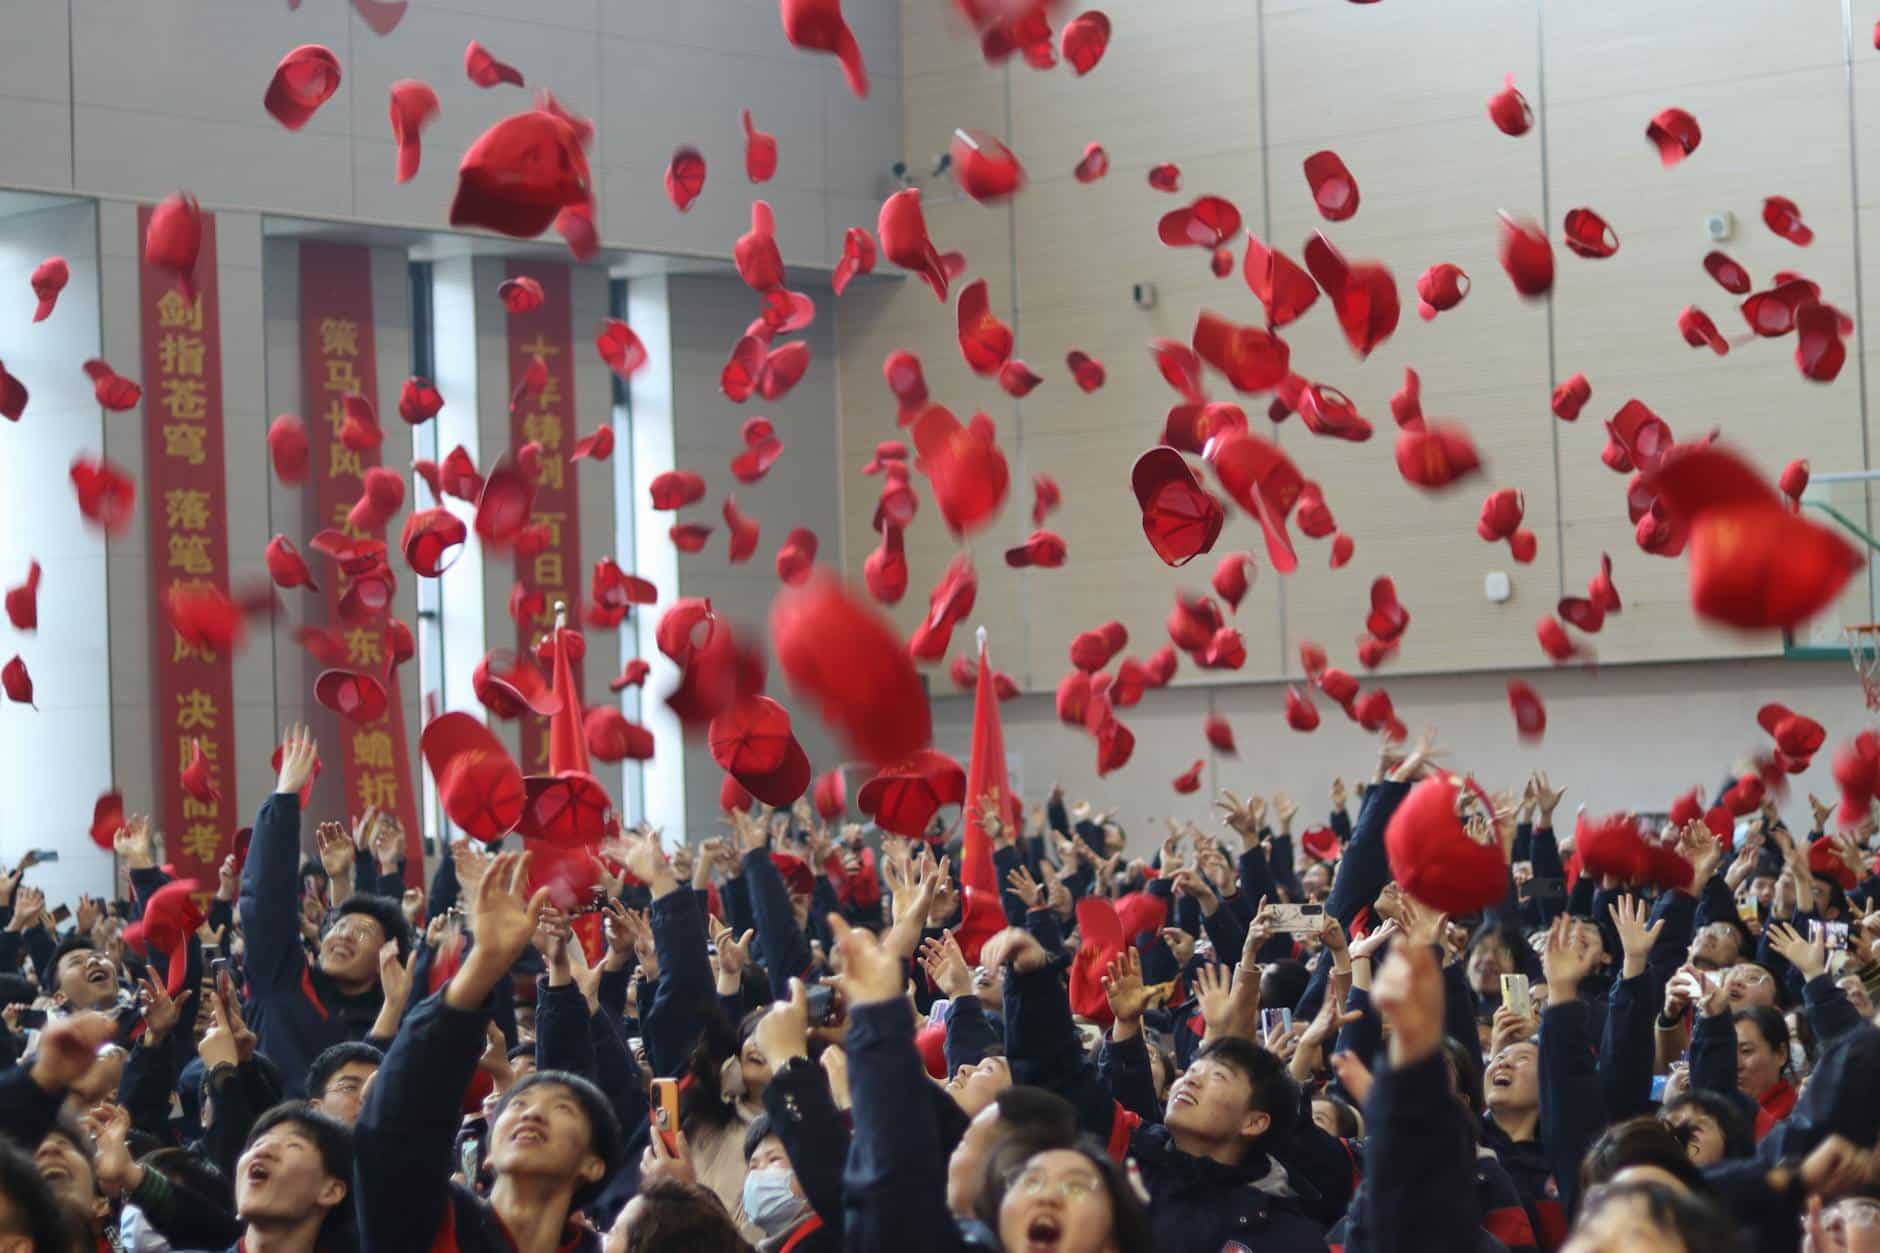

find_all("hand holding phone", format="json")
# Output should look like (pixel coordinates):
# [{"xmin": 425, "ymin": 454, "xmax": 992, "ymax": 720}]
[
  {"xmin": 1500, "ymin": 973, "xmax": 1533, "ymax": 1018},
  {"xmin": 649, "ymin": 1077, "xmax": 682, "ymax": 1156}
]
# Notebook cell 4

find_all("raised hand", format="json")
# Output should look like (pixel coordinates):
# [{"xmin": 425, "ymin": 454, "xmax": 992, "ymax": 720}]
[
  {"xmin": 1541, "ymin": 916, "xmax": 1599, "ymax": 1003},
  {"xmin": 1040, "ymin": 862, "xmax": 1073, "ymax": 918},
  {"xmin": 1171, "ymin": 869, "xmax": 1220, "ymax": 917},
  {"xmin": 1272, "ymin": 792, "xmax": 1297, "ymax": 831},
  {"xmin": 138, "ymin": 970, "xmax": 186, "ymax": 1044},
  {"xmin": 918, "ymin": 929, "xmax": 973, "ymax": 999},
  {"xmin": 1348, "ymin": 917, "xmax": 1399, "ymax": 964},
  {"xmin": 87, "ymin": 1103, "xmax": 141, "ymax": 1195},
  {"xmin": 1193, "ymin": 963, "xmax": 1237, "ymax": 1042},
  {"xmin": 978, "ymin": 926, "xmax": 1049, "ymax": 976},
  {"xmin": 1766, "ymin": 921, "xmax": 1829, "ymax": 982},
  {"xmin": 114, "ymin": 815, "xmax": 156, "ymax": 871},
  {"xmin": 215, "ymin": 855, "xmax": 239, "ymax": 903},
  {"xmin": 451, "ymin": 840, "xmax": 492, "ymax": 898},
  {"xmin": 1533, "ymin": 770, "xmax": 1566, "ymax": 823},
  {"xmin": 1675, "ymin": 819, "xmax": 1723, "ymax": 887},
  {"xmin": 315, "ymin": 822, "xmax": 355, "ymax": 881},
  {"xmin": 371, "ymin": 814, "xmax": 406, "ymax": 869},
  {"xmin": 754, "ymin": 978, "xmax": 812, "ymax": 1067},
  {"xmin": 6, "ymin": 887, "xmax": 44, "ymax": 934},
  {"xmin": 1330, "ymin": 776, "xmax": 1348, "ymax": 812},
  {"xmin": 1005, "ymin": 865, "xmax": 1044, "ymax": 910},
  {"xmin": 603, "ymin": 827, "xmax": 677, "ymax": 897},
  {"xmin": 828, "ymin": 915, "xmax": 906, "ymax": 1006},
  {"xmin": 1330, "ymin": 1050, "xmax": 1374, "ymax": 1106},
  {"xmin": 275, "ymin": 723, "xmax": 318, "ymax": 797},
  {"xmin": 1489, "ymin": 1004, "xmax": 1540, "ymax": 1057},
  {"xmin": 449, "ymin": 851, "xmax": 550, "ymax": 1009},
  {"xmin": 1159, "ymin": 926, "xmax": 1197, "ymax": 968},
  {"xmin": 1215, "ymin": 790, "xmax": 1263, "ymax": 846},
  {"xmin": 1374, "ymin": 941, "xmax": 1444, "ymax": 1066},
  {"xmin": 1102, "ymin": 946, "xmax": 1154, "ymax": 1028},
  {"xmin": 977, "ymin": 794, "xmax": 1010, "ymax": 847},
  {"xmin": 710, "ymin": 915, "xmax": 755, "ymax": 984},
  {"xmin": 31, "ymin": 1012, "xmax": 116, "ymax": 1093},
  {"xmin": 1397, "ymin": 893, "xmax": 1447, "ymax": 950},
  {"xmin": 1608, "ymin": 894, "xmax": 1664, "ymax": 979}
]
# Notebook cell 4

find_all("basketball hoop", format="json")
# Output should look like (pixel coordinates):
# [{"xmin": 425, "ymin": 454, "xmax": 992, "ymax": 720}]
[{"xmin": 1845, "ymin": 624, "xmax": 1880, "ymax": 711}]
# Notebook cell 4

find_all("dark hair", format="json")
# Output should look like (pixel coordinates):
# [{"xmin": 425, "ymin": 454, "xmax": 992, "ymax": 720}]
[
  {"xmin": 1579, "ymin": 1116, "xmax": 1710, "ymax": 1197},
  {"xmin": 1194, "ymin": 1037, "xmax": 1298, "ymax": 1154},
  {"xmin": 248, "ymin": 1102, "xmax": 354, "ymax": 1186},
  {"xmin": 1443, "ymin": 1036, "xmax": 1488, "ymax": 1122},
  {"xmin": 1313, "ymin": 1093, "xmax": 1363, "ymax": 1139},
  {"xmin": 992, "ymin": 1086, "xmax": 1080, "ymax": 1146},
  {"xmin": 1257, "ymin": 961, "xmax": 1310, "ymax": 1016},
  {"xmin": 306, "ymin": 1042, "xmax": 383, "ymax": 1100},
  {"xmin": 1661, "ymin": 1090, "xmax": 1755, "ymax": 1161},
  {"xmin": 974, "ymin": 1138, "xmax": 1153, "ymax": 1253},
  {"xmin": 43, "ymin": 1109, "xmax": 97, "ymax": 1177},
  {"xmin": 1574, "ymin": 1180, "xmax": 1744, "ymax": 1252},
  {"xmin": 506, "ymin": 1044, "xmax": 535, "ymax": 1064},
  {"xmin": 741, "ymin": 1112, "xmax": 778, "ymax": 1163},
  {"xmin": 1733, "ymin": 1006, "xmax": 1791, "ymax": 1076},
  {"xmin": 495, "ymin": 1071, "xmax": 623, "ymax": 1203},
  {"xmin": 623, "ymin": 1180, "xmax": 753, "ymax": 1253},
  {"xmin": 329, "ymin": 895, "xmax": 413, "ymax": 961},
  {"xmin": 50, "ymin": 934, "xmax": 98, "ymax": 975},
  {"xmin": 0, "ymin": 1135, "xmax": 76, "ymax": 1250}
]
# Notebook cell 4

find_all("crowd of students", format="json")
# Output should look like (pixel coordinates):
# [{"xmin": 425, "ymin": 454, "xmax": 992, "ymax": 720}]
[{"xmin": 1, "ymin": 724, "xmax": 1879, "ymax": 1252}]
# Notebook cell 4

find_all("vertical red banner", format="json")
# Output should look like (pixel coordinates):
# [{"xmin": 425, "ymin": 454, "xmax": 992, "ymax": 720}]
[
  {"xmin": 505, "ymin": 261, "xmax": 582, "ymax": 773},
  {"xmin": 139, "ymin": 207, "xmax": 236, "ymax": 884},
  {"xmin": 297, "ymin": 242, "xmax": 423, "ymax": 880}
]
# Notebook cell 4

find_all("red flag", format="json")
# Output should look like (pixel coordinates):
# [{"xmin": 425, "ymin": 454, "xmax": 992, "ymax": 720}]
[{"xmin": 960, "ymin": 629, "xmax": 1008, "ymax": 895}]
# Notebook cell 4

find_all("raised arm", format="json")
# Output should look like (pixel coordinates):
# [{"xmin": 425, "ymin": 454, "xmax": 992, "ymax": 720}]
[{"xmin": 238, "ymin": 726, "xmax": 317, "ymax": 995}]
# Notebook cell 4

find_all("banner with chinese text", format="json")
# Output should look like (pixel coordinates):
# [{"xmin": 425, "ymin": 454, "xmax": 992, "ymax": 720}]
[
  {"xmin": 139, "ymin": 206, "xmax": 235, "ymax": 885},
  {"xmin": 506, "ymin": 261, "xmax": 582, "ymax": 774},
  {"xmin": 297, "ymin": 242, "xmax": 423, "ymax": 881}
]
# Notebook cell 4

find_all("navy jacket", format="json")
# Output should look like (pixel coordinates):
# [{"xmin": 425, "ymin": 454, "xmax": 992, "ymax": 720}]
[
  {"xmin": 1357, "ymin": 1052, "xmax": 1484, "ymax": 1253},
  {"xmin": 239, "ymin": 795, "xmax": 384, "ymax": 1097},
  {"xmin": 843, "ymin": 999, "xmax": 970, "ymax": 1253}
]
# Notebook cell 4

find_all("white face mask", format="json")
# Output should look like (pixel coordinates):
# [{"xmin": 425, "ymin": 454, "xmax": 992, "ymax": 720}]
[{"xmin": 741, "ymin": 1166, "xmax": 809, "ymax": 1236}]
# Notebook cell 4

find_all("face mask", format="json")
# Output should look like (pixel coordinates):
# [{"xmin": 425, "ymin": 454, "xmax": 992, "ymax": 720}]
[{"xmin": 742, "ymin": 1166, "xmax": 809, "ymax": 1236}]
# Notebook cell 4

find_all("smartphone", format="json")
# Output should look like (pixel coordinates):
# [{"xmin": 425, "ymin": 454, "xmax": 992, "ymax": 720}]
[
  {"xmin": 49, "ymin": 905, "xmax": 71, "ymax": 925},
  {"xmin": 458, "ymin": 1137, "xmax": 480, "ymax": 1181},
  {"xmin": 1260, "ymin": 1008, "xmax": 1293, "ymax": 1039},
  {"xmin": 13, "ymin": 1009, "xmax": 45, "ymax": 1030},
  {"xmin": 1266, "ymin": 903, "xmax": 1325, "ymax": 935},
  {"xmin": 1736, "ymin": 896, "xmax": 1761, "ymax": 925},
  {"xmin": 1822, "ymin": 921, "xmax": 1850, "ymax": 952},
  {"xmin": 649, "ymin": 1077, "xmax": 682, "ymax": 1154},
  {"xmin": 1649, "ymin": 1073, "xmax": 1669, "ymax": 1101},
  {"xmin": 805, "ymin": 983, "xmax": 840, "ymax": 1027},
  {"xmin": 1501, "ymin": 973, "xmax": 1533, "ymax": 1018},
  {"xmin": 211, "ymin": 957, "xmax": 229, "ymax": 980},
  {"xmin": 1517, "ymin": 878, "xmax": 1565, "ymax": 903},
  {"xmin": 26, "ymin": 850, "xmax": 57, "ymax": 864}
]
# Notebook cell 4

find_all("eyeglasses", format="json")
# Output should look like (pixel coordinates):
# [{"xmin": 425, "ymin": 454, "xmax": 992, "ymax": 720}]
[
  {"xmin": 1005, "ymin": 1167, "xmax": 1099, "ymax": 1203},
  {"xmin": 1823, "ymin": 1200, "xmax": 1880, "ymax": 1231}
]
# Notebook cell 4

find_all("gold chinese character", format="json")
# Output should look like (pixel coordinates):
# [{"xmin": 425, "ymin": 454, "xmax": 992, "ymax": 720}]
[
  {"xmin": 324, "ymin": 360, "xmax": 361, "ymax": 394},
  {"xmin": 532, "ymin": 512, "xmax": 567, "ymax": 547},
  {"xmin": 522, "ymin": 412, "xmax": 563, "ymax": 450},
  {"xmin": 155, "ymin": 290, "xmax": 203, "ymax": 332},
  {"xmin": 536, "ymin": 457, "xmax": 565, "ymax": 491},
  {"xmin": 181, "ymin": 822, "xmax": 223, "ymax": 864},
  {"xmin": 167, "ymin": 533, "xmax": 213, "ymax": 575},
  {"xmin": 345, "ymin": 627, "xmax": 384, "ymax": 668},
  {"xmin": 177, "ymin": 689, "xmax": 220, "ymax": 731},
  {"xmin": 172, "ymin": 634, "xmax": 213, "ymax": 664},
  {"xmin": 537, "ymin": 377, "xmax": 563, "ymax": 409},
  {"xmin": 158, "ymin": 333, "xmax": 206, "ymax": 377},
  {"xmin": 161, "ymin": 377, "xmax": 208, "ymax": 421},
  {"xmin": 164, "ymin": 488, "xmax": 212, "ymax": 532},
  {"xmin": 521, "ymin": 334, "xmax": 561, "ymax": 360},
  {"xmin": 320, "ymin": 317, "xmax": 361, "ymax": 358},
  {"xmin": 163, "ymin": 423, "xmax": 207, "ymax": 465},
  {"xmin": 358, "ymin": 771, "xmax": 400, "ymax": 811},
  {"xmin": 531, "ymin": 553, "xmax": 564, "ymax": 587},
  {"xmin": 352, "ymin": 730, "xmax": 394, "ymax": 770},
  {"xmin": 182, "ymin": 797, "xmax": 221, "ymax": 822},
  {"xmin": 328, "ymin": 442, "xmax": 363, "ymax": 480}
]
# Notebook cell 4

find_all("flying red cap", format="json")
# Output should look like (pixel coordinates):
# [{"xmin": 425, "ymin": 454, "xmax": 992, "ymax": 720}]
[
  {"xmin": 1303, "ymin": 150, "xmax": 1359, "ymax": 221},
  {"xmin": 29, "ymin": 257, "xmax": 67, "ymax": 323},
  {"xmin": 264, "ymin": 44, "xmax": 342, "ymax": 131}
]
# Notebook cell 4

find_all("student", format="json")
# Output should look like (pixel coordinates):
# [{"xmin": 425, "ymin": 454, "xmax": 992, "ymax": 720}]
[
  {"xmin": 0, "ymin": 1134, "xmax": 71, "ymax": 1252},
  {"xmin": 226, "ymin": 1103, "xmax": 354, "ymax": 1253},
  {"xmin": 304, "ymin": 1044, "xmax": 381, "ymax": 1128},
  {"xmin": 240, "ymin": 728, "xmax": 412, "ymax": 1099},
  {"xmin": 354, "ymin": 852, "xmax": 624, "ymax": 1253}
]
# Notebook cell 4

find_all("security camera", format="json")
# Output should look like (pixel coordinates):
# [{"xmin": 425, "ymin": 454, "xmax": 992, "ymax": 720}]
[
  {"xmin": 1132, "ymin": 282, "xmax": 1157, "ymax": 310},
  {"xmin": 931, "ymin": 152, "xmax": 952, "ymax": 178},
  {"xmin": 1704, "ymin": 210, "xmax": 1734, "ymax": 242}
]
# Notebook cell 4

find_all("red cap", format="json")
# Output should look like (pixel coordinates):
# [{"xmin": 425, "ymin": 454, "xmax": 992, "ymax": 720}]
[
  {"xmin": 125, "ymin": 878, "xmax": 206, "ymax": 995},
  {"xmin": 1191, "ymin": 309, "xmax": 1289, "ymax": 394},
  {"xmin": 780, "ymin": 0, "xmax": 869, "ymax": 97},
  {"xmin": 878, "ymin": 190, "xmax": 950, "ymax": 302},
  {"xmin": 1577, "ymin": 813, "xmax": 1691, "ymax": 891},
  {"xmin": 1386, "ymin": 774, "xmax": 1508, "ymax": 913},
  {"xmin": 397, "ymin": 377, "xmax": 444, "ymax": 425},
  {"xmin": 1678, "ymin": 306, "xmax": 1729, "ymax": 355},
  {"xmin": 465, "ymin": 39, "xmax": 524, "ymax": 89},
  {"xmin": 1487, "ymin": 74, "xmax": 1533, "ymax": 135},
  {"xmin": 1303, "ymin": 233, "xmax": 1400, "ymax": 358},
  {"xmin": 1478, "ymin": 488, "xmax": 1525, "ymax": 542},
  {"xmin": 421, "ymin": 712, "xmax": 523, "ymax": 843},
  {"xmin": 649, "ymin": 470, "xmax": 706, "ymax": 511},
  {"xmin": 832, "ymin": 226, "xmax": 876, "ymax": 295},
  {"xmin": 473, "ymin": 648, "xmax": 561, "ymax": 720},
  {"xmin": 88, "ymin": 792, "xmax": 123, "ymax": 851},
  {"xmin": 1173, "ymin": 760, "xmax": 1204, "ymax": 794},
  {"xmin": 911, "ymin": 405, "xmax": 1010, "ymax": 538},
  {"xmin": 863, "ymin": 524, "xmax": 907, "ymax": 604},
  {"xmin": 1394, "ymin": 422, "xmax": 1481, "ymax": 491},
  {"xmin": 1066, "ymin": 350, "xmax": 1107, "ymax": 394},
  {"xmin": 452, "ymin": 109, "xmax": 591, "ymax": 239},
  {"xmin": 4, "ymin": 561, "xmax": 39, "ymax": 632},
  {"xmin": 664, "ymin": 146, "xmax": 706, "ymax": 212},
  {"xmin": 165, "ymin": 583, "xmax": 246, "ymax": 656},
  {"xmin": 348, "ymin": 466, "xmax": 405, "ymax": 533},
  {"xmin": 316, "ymin": 668, "xmax": 389, "ymax": 722},
  {"xmin": 956, "ymin": 279, "xmax": 1013, "ymax": 374},
  {"xmin": 82, "ymin": 359, "xmax": 141, "ymax": 412},
  {"xmin": 949, "ymin": 128, "xmax": 1026, "ymax": 204},
  {"xmin": 1060, "ymin": 10, "xmax": 1110, "ymax": 73},
  {"xmin": 29, "ymin": 257, "xmax": 67, "ymax": 323},
  {"xmin": 723, "ymin": 496, "xmax": 760, "ymax": 564},
  {"xmin": 388, "ymin": 79, "xmax": 439, "ymax": 184},
  {"xmin": 1127, "ymin": 447, "xmax": 1223, "ymax": 568},
  {"xmin": 264, "ymin": 415, "xmax": 308, "ymax": 486},
  {"xmin": 1074, "ymin": 143, "xmax": 1109, "ymax": 183},
  {"xmin": 440, "ymin": 446, "xmax": 484, "ymax": 502},
  {"xmin": 1243, "ymin": 234, "xmax": 1320, "ymax": 328},
  {"xmin": 772, "ymin": 571, "xmax": 931, "ymax": 768},
  {"xmin": 1302, "ymin": 150, "xmax": 1359, "ymax": 221},
  {"xmin": 1330, "ymin": 532, "xmax": 1356, "ymax": 568},
  {"xmin": 1095, "ymin": 716, "xmax": 1136, "ymax": 775},
  {"xmin": 1055, "ymin": 671, "xmax": 1090, "ymax": 725},
  {"xmin": 857, "ymin": 748, "xmax": 965, "ymax": 838},
  {"xmin": 1704, "ymin": 250, "xmax": 1751, "ymax": 295},
  {"xmin": 1808, "ymin": 836, "xmax": 1857, "ymax": 891},
  {"xmin": 1758, "ymin": 703, "xmax": 1826, "ymax": 758},
  {"xmin": 498, "ymin": 275, "xmax": 544, "ymax": 314},
  {"xmin": 474, "ymin": 455, "xmax": 535, "ymax": 549},
  {"xmin": 181, "ymin": 737, "xmax": 219, "ymax": 803},
  {"xmin": 1147, "ymin": 162, "xmax": 1181, "ymax": 192},
  {"xmin": 775, "ymin": 528, "xmax": 818, "ymax": 586},
  {"xmin": 583, "ymin": 708, "xmax": 653, "ymax": 763},
  {"xmin": 1158, "ymin": 196, "xmax": 1242, "ymax": 250},
  {"xmin": 1763, "ymin": 196, "xmax": 1813, "ymax": 246},
  {"xmin": 1497, "ymin": 212, "xmax": 1554, "ymax": 297},
  {"xmin": 264, "ymin": 44, "xmax": 341, "ymax": 131},
  {"xmin": 1296, "ymin": 482, "xmax": 1336, "ymax": 539},
  {"xmin": 608, "ymin": 659, "xmax": 650, "ymax": 693},
  {"xmin": 1797, "ymin": 300, "xmax": 1848, "ymax": 383},
  {"xmin": 1507, "ymin": 679, "xmax": 1546, "ymax": 742},
  {"xmin": 1647, "ymin": 107, "xmax": 1702, "ymax": 166},
  {"xmin": 1414, "ymin": 262, "xmax": 1470, "ymax": 320},
  {"xmin": 1203, "ymin": 712, "xmax": 1235, "ymax": 755},
  {"xmin": 1780, "ymin": 459, "xmax": 1811, "ymax": 504},
  {"xmin": 144, "ymin": 193, "xmax": 202, "ymax": 299},
  {"xmin": 1004, "ymin": 529, "xmax": 1067, "ymax": 569},
  {"xmin": 709, "ymin": 695, "xmax": 795, "ymax": 777},
  {"xmin": 1, "ymin": 657, "xmax": 33, "ymax": 708},
  {"xmin": 813, "ymin": 767, "xmax": 846, "ymax": 820},
  {"xmin": 1562, "ymin": 207, "xmax": 1619, "ymax": 258},
  {"xmin": 1551, "ymin": 372, "xmax": 1591, "ymax": 422},
  {"xmin": 1211, "ymin": 552, "xmax": 1255, "ymax": 610},
  {"xmin": 1166, "ymin": 591, "xmax": 1223, "ymax": 654},
  {"xmin": 265, "ymin": 536, "xmax": 317, "ymax": 591},
  {"xmin": 595, "ymin": 319, "xmax": 648, "ymax": 378},
  {"xmin": 400, "ymin": 508, "xmax": 466, "ymax": 577}
]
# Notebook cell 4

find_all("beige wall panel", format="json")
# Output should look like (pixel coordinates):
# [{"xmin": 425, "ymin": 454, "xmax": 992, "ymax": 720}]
[
  {"xmin": 1542, "ymin": 0, "xmax": 1844, "ymax": 106},
  {"xmin": 905, "ymin": 63, "xmax": 1010, "ymax": 189},
  {"xmin": 1007, "ymin": 1, "xmax": 1261, "ymax": 173},
  {"xmin": 900, "ymin": 0, "xmax": 999, "ymax": 79}
]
